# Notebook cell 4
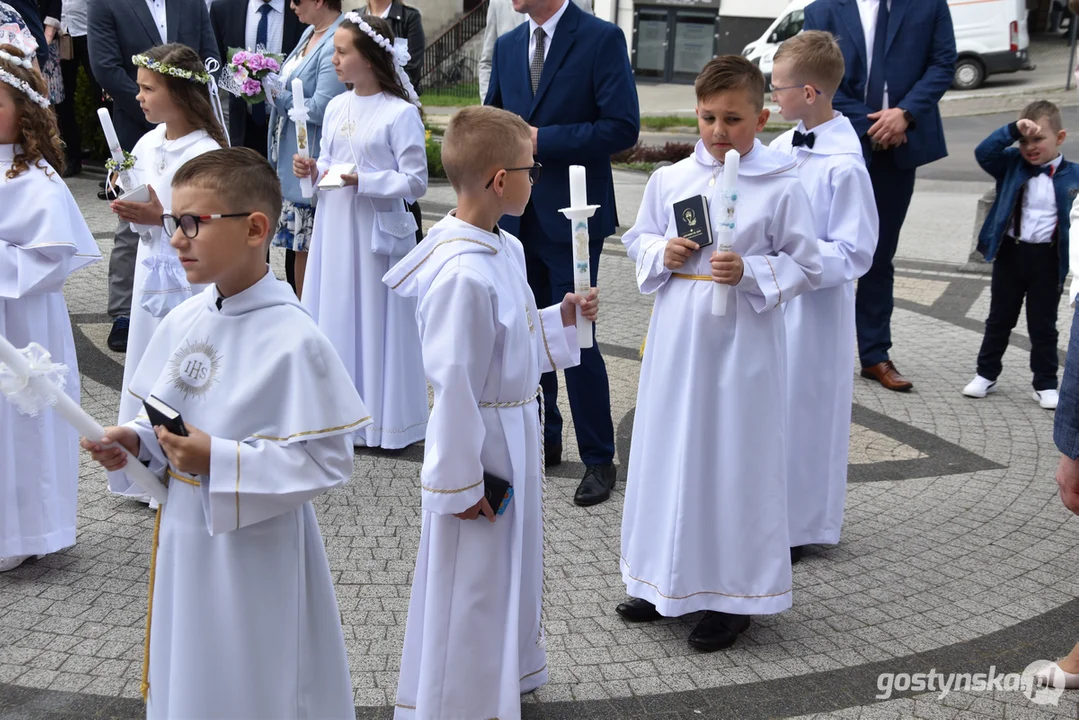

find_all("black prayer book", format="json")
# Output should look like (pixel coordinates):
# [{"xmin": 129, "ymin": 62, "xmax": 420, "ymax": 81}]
[
  {"xmin": 673, "ymin": 195, "xmax": 713, "ymax": 248},
  {"xmin": 143, "ymin": 395, "xmax": 188, "ymax": 437}
]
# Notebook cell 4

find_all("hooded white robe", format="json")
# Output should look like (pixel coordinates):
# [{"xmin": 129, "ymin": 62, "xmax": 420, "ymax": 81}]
[
  {"xmin": 384, "ymin": 215, "xmax": 580, "ymax": 720},
  {"xmin": 620, "ymin": 140, "xmax": 822, "ymax": 617},
  {"xmin": 0, "ymin": 144, "xmax": 100, "ymax": 558},
  {"xmin": 770, "ymin": 113, "xmax": 879, "ymax": 547},
  {"xmin": 107, "ymin": 270, "xmax": 369, "ymax": 719}
]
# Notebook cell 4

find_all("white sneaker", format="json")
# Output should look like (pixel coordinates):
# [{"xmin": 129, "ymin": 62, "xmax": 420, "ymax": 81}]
[
  {"xmin": 1034, "ymin": 389, "xmax": 1059, "ymax": 410},
  {"xmin": 0, "ymin": 556, "xmax": 29, "ymax": 572},
  {"xmin": 962, "ymin": 375, "xmax": 997, "ymax": 398}
]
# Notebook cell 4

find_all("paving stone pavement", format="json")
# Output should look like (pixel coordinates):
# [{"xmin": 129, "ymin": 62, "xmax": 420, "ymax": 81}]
[{"xmin": 3, "ymin": 170, "xmax": 1079, "ymax": 720}]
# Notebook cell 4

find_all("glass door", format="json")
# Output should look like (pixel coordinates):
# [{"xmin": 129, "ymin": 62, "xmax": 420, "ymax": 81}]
[{"xmin": 633, "ymin": 7, "xmax": 717, "ymax": 83}]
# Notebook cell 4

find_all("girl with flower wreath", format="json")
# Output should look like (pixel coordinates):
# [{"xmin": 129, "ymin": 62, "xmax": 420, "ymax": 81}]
[
  {"xmin": 109, "ymin": 43, "xmax": 226, "ymax": 472},
  {"xmin": 294, "ymin": 13, "xmax": 429, "ymax": 451},
  {"xmin": 0, "ymin": 44, "xmax": 101, "ymax": 572}
]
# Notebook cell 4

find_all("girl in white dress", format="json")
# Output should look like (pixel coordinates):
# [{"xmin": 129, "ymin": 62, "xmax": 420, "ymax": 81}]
[
  {"xmin": 295, "ymin": 13, "xmax": 429, "ymax": 450},
  {"xmin": 109, "ymin": 44, "xmax": 226, "ymax": 433},
  {"xmin": 0, "ymin": 45, "xmax": 100, "ymax": 572}
]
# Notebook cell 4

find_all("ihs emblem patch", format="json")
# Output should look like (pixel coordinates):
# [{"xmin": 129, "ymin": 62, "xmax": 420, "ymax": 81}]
[{"xmin": 167, "ymin": 340, "xmax": 222, "ymax": 400}]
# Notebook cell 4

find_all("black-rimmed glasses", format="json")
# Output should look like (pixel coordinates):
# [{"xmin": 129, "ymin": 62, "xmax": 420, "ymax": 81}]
[
  {"xmin": 485, "ymin": 162, "xmax": 543, "ymax": 190},
  {"xmin": 162, "ymin": 213, "xmax": 253, "ymax": 239}
]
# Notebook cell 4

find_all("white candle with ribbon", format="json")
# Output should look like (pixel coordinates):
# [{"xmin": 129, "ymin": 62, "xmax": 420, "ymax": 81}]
[
  {"xmin": 0, "ymin": 334, "xmax": 169, "ymax": 505},
  {"xmin": 711, "ymin": 148, "xmax": 740, "ymax": 316},
  {"xmin": 560, "ymin": 166, "xmax": 596, "ymax": 349},
  {"xmin": 291, "ymin": 78, "xmax": 314, "ymax": 199},
  {"xmin": 96, "ymin": 108, "xmax": 137, "ymax": 191}
]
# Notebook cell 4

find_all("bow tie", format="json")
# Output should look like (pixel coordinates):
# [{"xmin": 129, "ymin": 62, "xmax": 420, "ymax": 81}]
[
  {"xmin": 792, "ymin": 131, "xmax": 816, "ymax": 149},
  {"xmin": 1032, "ymin": 164, "xmax": 1055, "ymax": 177}
]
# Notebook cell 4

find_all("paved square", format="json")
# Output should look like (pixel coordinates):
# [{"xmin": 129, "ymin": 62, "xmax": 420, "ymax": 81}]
[{"xmin": 3, "ymin": 168, "xmax": 1079, "ymax": 719}]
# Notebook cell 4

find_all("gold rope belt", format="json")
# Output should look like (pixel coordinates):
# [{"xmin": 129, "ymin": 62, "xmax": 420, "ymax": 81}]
[{"xmin": 671, "ymin": 272, "xmax": 712, "ymax": 281}]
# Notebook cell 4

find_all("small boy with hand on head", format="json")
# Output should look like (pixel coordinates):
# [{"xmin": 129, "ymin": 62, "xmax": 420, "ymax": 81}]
[
  {"xmin": 965, "ymin": 100, "xmax": 1079, "ymax": 410},
  {"xmin": 384, "ymin": 105, "xmax": 598, "ymax": 720},
  {"xmin": 82, "ymin": 147, "xmax": 367, "ymax": 719}
]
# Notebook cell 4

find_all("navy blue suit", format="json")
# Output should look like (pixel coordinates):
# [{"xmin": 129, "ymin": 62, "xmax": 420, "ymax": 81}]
[
  {"xmin": 486, "ymin": 0, "xmax": 639, "ymax": 465},
  {"xmin": 804, "ymin": 0, "xmax": 956, "ymax": 368}
]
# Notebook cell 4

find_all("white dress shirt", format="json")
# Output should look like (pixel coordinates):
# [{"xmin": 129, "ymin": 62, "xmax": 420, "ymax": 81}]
[
  {"xmin": 245, "ymin": 0, "xmax": 285, "ymax": 54},
  {"xmin": 61, "ymin": 0, "xmax": 88, "ymax": 37},
  {"xmin": 528, "ymin": 0, "xmax": 569, "ymax": 63},
  {"xmin": 857, "ymin": 0, "xmax": 889, "ymax": 109},
  {"xmin": 1020, "ymin": 155, "xmax": 1064, "ymax": 244},
  {"xmin": 145, "ymin": 0, "xmax": 167, "ymax": 43}
]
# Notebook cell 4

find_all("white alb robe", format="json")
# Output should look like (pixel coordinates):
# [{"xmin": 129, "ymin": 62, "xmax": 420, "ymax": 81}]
[
  {"xmin": 107, "ymin": 270, "xmax": 369, "ymax": 719},
  {"xmin": 384, "ymin": 215, "xmax": 580, "ymax": 720},
  {"xmin": 303, "ymin": 90, "xmax": 429, "ymax": 449},
  {"xmin": 117, "ymin": 126, "xmax": 221, "ymax": 427},
  {"xmin": 0, "ymin": 145, "xmax": 101, "ymax": 558},
  {"xmin": 770, "ymin": 114, "xmax": 879, "ymax": 547},
  {"xmin": 620, "ymin": 140, "xmax": 822, "ymax": 617}
]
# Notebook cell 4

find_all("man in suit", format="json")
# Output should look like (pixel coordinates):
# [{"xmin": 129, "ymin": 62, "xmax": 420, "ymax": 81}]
[
  {"xmin": 486, "ymin": 0, "xmax": 638, "ymax": 506},
  {"xmin": 477, "ymin": 0, "xmax": 590, "ymax": 102},
  {"xmin": 346, "ymin": 0, "xmax": 423, "ymax": 90},
  {"xmin": 210, "ymin": 0, "xmax": 305, "ymax": 157},
  {"xmin": 803, "ymin": 0, "xmax": 955, "ymax": 391},
  {"xmin": 88, "ymin": 0, "xmax": 219, "ymax": 352}
]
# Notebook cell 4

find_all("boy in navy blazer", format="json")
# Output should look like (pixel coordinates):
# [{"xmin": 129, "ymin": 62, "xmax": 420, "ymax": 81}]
[
  {"xmin": 964, "ymin": 101, "xmax": 1078, "ymax": 410},
  {"xmin": 485, "ymin": 0, "xmax": 639, "ymax": 506}
]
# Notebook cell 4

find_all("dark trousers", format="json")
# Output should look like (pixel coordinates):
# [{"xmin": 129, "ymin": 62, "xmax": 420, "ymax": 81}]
[
  {"xmin": 57, "ymin": 35, "xmax": 100, "ymax": 169},
  {"xmin": 518, "ymin": 203, "xmax": 615, "ymax": 466},
  {"xmin": 856, "ymin": 149, "xmax": 917, "ymax": 368},
  {"xmin": 243, "ymin": 110, "xmax": 269, "ymax": 158},
  {"xmin": 976, "ymin": 239, "xmax": 1062, "ymax": 391}
]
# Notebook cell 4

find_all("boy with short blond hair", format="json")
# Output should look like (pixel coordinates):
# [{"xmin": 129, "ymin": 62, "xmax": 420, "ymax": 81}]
[
  {"xmin": 965, "ymin": 100, "xmax": 1079, "ymax": 409},
  {"xmin": 769, "ymin": 30, "xmax": 879, "ymax": 563},
  {"xmin": 384, "ymin": 105, "xmax": 599, "ymax": 719},
  {"xmin": 618, "ymin": 56, "xmax": 822, "ymax": 651},
  {"xmin": 82, "ymin": 147, "xmax": 368, "ymax": 718}
]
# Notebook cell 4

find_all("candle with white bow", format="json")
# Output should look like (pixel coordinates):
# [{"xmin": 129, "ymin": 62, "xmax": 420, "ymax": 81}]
[
  {"xmin": 560, "ymin": 166, "xmax": 597, "ymax": 349},
  {"xmin": 97, "ymin": 108, "xmax": 138, "ymax": 192},
  {"xmin": 711, "ymin": 149, "xmax": 740, "ymax": 316},
  {"xmin": 0, "ymin": 334, "xmax": 169, "ymax": 506},
  {"xmin": 291, "ymin": 78, "xmax": 314, "ymax": 199}
]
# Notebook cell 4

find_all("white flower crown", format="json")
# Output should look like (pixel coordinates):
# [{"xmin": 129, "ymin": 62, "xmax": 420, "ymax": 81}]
[
  {"xmin": 0, "ymin": 67, "xmax": 48, "ymax": 108},
  {"xmin": 132, "ymin": 54, "xmax": 212, "ymax": 84},
  {"xmin": 342, "ymin": 12, "xmax": 421, "ymax": 107},
  {"xmin": 0, "ymin": 48, "xmax": 30, "ymax": 69}
]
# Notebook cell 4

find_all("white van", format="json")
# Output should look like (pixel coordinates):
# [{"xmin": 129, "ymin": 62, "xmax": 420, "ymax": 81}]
[{"xmin": 741, "ymin": 0, "xmax": 1032, "ymax": 91}]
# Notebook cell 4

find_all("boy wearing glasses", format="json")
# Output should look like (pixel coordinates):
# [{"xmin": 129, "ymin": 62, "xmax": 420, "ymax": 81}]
[
  {"xmin": 384, "ymin": 106, "xmax": 598, "ymax": 719},
  {"xmin": 768, "ymin": 31, "xmax": 878, "ymax": 563},
  {"xmin": 82, "ymin": 148, "xmax": 367, "ymax": 719},
  {"xmin": 618, "ymin": 56, "xmax": 820, "ymax": 652}
]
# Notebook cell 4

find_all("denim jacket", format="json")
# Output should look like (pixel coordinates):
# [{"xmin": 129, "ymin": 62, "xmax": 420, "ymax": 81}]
[{"xmin": 975, "ymin": 122, "xmax": 1079, "ymax": 290}]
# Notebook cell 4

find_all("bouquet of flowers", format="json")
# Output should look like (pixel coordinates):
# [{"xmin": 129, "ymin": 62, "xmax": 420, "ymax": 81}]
[{"xmin": 221, "ymin": 47, "xmax": 284, "ymax": 105}]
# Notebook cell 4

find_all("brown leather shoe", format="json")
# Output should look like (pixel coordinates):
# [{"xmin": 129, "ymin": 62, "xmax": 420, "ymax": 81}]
[{"xmin": 860, "ymin": 360, "xmax": 913, "ymax": 392}]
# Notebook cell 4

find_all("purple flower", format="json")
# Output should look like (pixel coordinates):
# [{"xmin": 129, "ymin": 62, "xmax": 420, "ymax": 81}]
[
  {"xmin": 232, "ymin": 50, "xmax": 249, "ymax": 66},
  {"xmin": 242, "ymin": 78, "xmax": 262, "ymax": 96},
  {"xmin": 264, "ymin": 57, "xmax": 280, "ymax": 72}
]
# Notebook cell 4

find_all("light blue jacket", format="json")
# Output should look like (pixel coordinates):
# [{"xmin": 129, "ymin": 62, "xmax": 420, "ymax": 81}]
[{"xmin": 268, "ymin": 15, "xmax": 347, "ymax": 205}]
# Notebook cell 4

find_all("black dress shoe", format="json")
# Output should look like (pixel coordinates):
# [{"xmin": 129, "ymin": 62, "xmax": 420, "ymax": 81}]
[
  {"xmin": 688, "ymin": 612, "xmax": 751, "ymax": 652},
  {"xmin": 61, "ymin": 162, "xmax": 81, "ymax": 178},
  {"xmin": 107, "ymin": 317, "xmax": 129, "ymax": 353},
  {"xmin": 545, "ymin": 442, "xmax": 562, "ymax": 468},
  {"xmin": 573, "ymin": 463, "xmax": 616, "ymax": 507},
  {"xmin": 790, "ymin": 546, "xmax": 805, "ymax": 565},
  {"xmin": 615, "ymin": 597, "xmax": 662, "ymax": 622}
]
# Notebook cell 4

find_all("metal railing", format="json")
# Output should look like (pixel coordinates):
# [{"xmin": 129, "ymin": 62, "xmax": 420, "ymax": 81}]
[{"xmin": 421, "ymin": 0, "xmax": 489, "ymax": 97}]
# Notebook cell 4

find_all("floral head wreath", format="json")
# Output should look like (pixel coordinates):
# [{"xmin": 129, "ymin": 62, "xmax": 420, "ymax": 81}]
[
  {"xmin": 132, "ymin": 54, "xmax": 212, "ymax": 84},
  {"xmin": 130, "ymin": 54, "xmax": 231, "ymax": 147},
  {"xmin": 342, "ymin": 12, "xmax": 421, "ymax": 108},
  {"xmin": 0, "ymin": 49, "xmax": 49, "ymax": 108}
]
